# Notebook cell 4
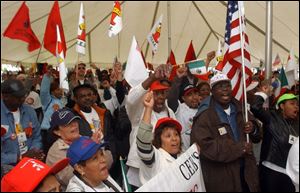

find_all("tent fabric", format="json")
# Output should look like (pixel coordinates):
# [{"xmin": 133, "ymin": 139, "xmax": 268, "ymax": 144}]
[{"xmin": 1, "ymin": 1, "xmax": 299, "ymax": 69}]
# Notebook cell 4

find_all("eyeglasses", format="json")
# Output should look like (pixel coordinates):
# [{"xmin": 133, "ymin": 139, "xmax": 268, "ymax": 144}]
[{"xmin": 78, "ymin": 67, "xmax": 86, "ymax": 70}]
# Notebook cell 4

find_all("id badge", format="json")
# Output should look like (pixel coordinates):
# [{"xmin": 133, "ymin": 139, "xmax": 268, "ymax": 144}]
[
  {"xmin": 218, "ymin": 127, "xmax": 227, "ymax": 136},
  {"xmin": 289, "ymin": 135, "xmax": 297, "ymax": 145},
  {"xmin": 17, "ymin": 132, "xmax": 28, "ymax": 155}
]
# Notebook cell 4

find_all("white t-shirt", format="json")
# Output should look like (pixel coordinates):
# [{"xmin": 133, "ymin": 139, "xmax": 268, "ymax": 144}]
[
  {"xmin": 175, "ymin": 102, "xmax": 198, "ymax": 152},
  {"xmin": 12, "ymin": 109, "xmax": 28, "ymax": 155},
  {"xmin": 80, "ymin": 108, "xmax": 101, "ymax": 132}
]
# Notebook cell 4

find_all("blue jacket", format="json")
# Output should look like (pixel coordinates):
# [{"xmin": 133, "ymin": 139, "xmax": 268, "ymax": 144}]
[
  {"xmin": 40, "ymin": 74, "xmax": 63, "ymax": 130},
  {"xmin": 1, "ymin": 100, "xmax": 42, "ymax": 165}
]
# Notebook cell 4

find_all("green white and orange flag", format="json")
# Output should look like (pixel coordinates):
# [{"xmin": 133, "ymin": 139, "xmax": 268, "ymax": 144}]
[
  {"xmin": 76, "ymin": 2, "xmax": 86, "ymax": 55},
  {"xmin": 109, "ymin": 1, "xmax": 122, "ymax": 37},
  {"xmin": 186, "ymin": 59, "xmax": 207, "ymax": 78},
  {"xmin": 56, "ymin": 25, "xmax": 69, "ymax": 91},
  {"xmin": 147, "ymin": 14, "xmax": 163, "ymax": 55},
  {"xmin": 120, "ymin": 157, "xmax": 132, "ymax": 192}
]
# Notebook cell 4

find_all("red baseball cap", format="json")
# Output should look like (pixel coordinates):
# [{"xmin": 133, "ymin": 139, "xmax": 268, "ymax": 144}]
[
  {"xmin": 154, "ymin": 117, "xmax": 182, "ymax": 133},
  {"xmin": 150, "ymin": 80, "xmax": 170, "ymax": 91},
  {"xmin": 1, "ymin": 157, "xmax": 69, "ymax": 192}
]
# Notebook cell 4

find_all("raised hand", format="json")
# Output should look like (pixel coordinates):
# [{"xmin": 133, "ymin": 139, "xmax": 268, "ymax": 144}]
[
  {"xmin": 143, "ymin": 91, "xmax": 154, "ymax": 109},
  {"xmin": 206, "ymin": 51, "xmax": 216, "ymax": 62},
  {"xmin": 244, "ymin": 121, "xmax": 254, "ymax": 134},
  {"xmin": 176, "ymin": 66, "xmax": 188, "ymax": 78}
]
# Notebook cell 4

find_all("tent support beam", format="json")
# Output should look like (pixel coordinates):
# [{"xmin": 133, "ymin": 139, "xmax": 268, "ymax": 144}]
[
  {"xmin": 197, "ymin": 31, "xmax": 212, "ymax": 58},
  {"xmin": 145, "ymin": 1, "xmax": 160, "ymax": 59},
  {"xmin": 192, "ymin": 1, "xmax": 219, "ymax": 40}
]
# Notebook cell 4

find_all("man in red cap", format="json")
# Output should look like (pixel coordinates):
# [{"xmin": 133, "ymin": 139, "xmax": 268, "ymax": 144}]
[
  {"xmin": 125, "ymin": 64, "xmax": 176, "ymax": 189},
  {"xmin": 167, "ymin": 66, "xmax": 201, "ymax": 151}
]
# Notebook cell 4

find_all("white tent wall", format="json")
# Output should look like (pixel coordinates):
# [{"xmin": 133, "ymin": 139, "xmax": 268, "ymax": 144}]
[{"xmin": 1, "ymin": 1, "xmax": 299, "ymax": 70}]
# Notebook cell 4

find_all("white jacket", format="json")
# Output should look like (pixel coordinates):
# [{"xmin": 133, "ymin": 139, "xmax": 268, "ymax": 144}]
[
  {"xmin": 125, "ymin": 83, "xmax": 176, "ymax": 187},
  {"xmin": 66, "ymin": 175, "xmax": 123, "ymax": 192},
  {"xmin": 139, "ymin": 147, "xmax": 177, "ymax": 185},
  {"xmin": 126, "ymin": 83, "xmax": 176, "ymax": 168}
]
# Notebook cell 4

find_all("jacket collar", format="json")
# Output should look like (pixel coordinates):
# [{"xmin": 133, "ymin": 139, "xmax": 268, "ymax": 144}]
[{"xmin": 1, "ymin": 100, "xmax": 26, "ymax": 116}]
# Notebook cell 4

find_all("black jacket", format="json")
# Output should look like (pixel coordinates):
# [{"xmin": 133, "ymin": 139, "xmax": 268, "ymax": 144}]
[{"xmin": 250, "ymin": 95, "xmax": 299, "ymax": 168}]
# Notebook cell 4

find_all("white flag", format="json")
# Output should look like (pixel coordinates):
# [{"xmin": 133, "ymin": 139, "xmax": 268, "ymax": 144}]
[
  {"xmin": 147, "ymin": 14, "xmax": 163, "ymax": 54},
  {"xmin": 108, "ymin": 1, "xmax": 122, "ymax": 37},
  {"xmin": 124, "ymin": 36, "xmax": 148, "ymax": 88},
  {"xmin": 56, "ymin": 25, "xmax": 69, "ymax": 91},
  {"xmin": 286, "ymin": 49, "xmax": 297, "ymax": 87},
  {"xmin": 76, "ymin": 2, "xmax": 86, "ymax": 55}
]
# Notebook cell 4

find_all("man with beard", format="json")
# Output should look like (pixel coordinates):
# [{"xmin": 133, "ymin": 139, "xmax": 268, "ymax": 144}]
[
  {"xmin": 191, "ymin": 73, "xmax": 260, "ymax": 192},
  {"xmin": 125, "ymin": 64, "xmax": 176, "ymax": 189},
  {"xmin": 167, "ymin": 66, "xmax": 201, "ymax": 151}
]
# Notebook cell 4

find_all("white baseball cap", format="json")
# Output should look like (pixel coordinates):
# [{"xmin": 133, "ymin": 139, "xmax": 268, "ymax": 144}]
[{"xmin": 210, "ymin": 73, "xmax": 231, "ymax": 88}]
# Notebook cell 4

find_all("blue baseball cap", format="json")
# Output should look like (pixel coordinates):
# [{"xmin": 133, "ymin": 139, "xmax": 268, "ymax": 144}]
[
  {"xmin": 50, "ymin": 108, "xmax": 80, "ymax": 129},
  {"xmin": 67, "ymin": 136, "xmax": 107, "ymax": 166}
]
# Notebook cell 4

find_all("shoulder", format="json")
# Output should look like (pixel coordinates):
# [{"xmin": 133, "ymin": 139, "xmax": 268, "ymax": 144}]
[{"xmin": 194, "ymin": 96, "xmax": 212, "ymax": 119}]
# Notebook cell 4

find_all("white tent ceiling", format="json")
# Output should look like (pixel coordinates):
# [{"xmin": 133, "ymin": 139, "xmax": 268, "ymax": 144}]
[{"xmin": 1, "ymin": 1, "xmax": 299, "ymax": 69}]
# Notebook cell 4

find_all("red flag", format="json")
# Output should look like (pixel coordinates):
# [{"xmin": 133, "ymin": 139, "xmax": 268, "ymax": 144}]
[
  {"xmin": 44, "ymin": 1, "xmax": 66, "ymax": 57},
  {"xmin": 184, "ymin": 41, "xmax": 209, "ymax": 81},
  {"xmin": 167, "ymin": 50, "xmax": 178, "ymax": 81},
  {"xmin": 184, "ymin": 41, "xmax": 196, "ymax": 62},
  {"xmin": 215, "ymin": 1, "xmax": 252, "ymax": 101},
  {"xmin": 3, "ymin": 2, "xmax": 41, "ymax": 52}
]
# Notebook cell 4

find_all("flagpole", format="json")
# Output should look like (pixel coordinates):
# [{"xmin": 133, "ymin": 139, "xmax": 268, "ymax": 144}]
[
  {"xmin": 167, "ymin": 1, "xmax": 171, "ymax": 56},
  {"xmin": 35, "ymin": 40, "xmax": 44, "ymax": 63},
  {"xmin": 118, "ymin": 33, "xmax": 120, "ymax": 60},
  {"xmin": 238, "ymin": 2, "xmax": 249, "ymax": 143}
]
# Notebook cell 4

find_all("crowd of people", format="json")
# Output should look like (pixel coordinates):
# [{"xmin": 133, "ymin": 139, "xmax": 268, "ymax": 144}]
[{"xmin": 1, "ymin": 53, "xmax": 299, "ymax": 192}]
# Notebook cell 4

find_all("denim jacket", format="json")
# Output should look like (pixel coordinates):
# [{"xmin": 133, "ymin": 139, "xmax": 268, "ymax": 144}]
[{"xmin": 1, "ymin": 100, "xmax": 42, "ymax": 165}]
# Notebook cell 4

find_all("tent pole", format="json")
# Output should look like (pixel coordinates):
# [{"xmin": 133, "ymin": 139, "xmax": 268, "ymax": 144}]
[
  {"xmin": 118, "ymin": 33, "xmax": 120, "ymax": 60},
  {"xmin": 167, "ymin": 1, "xmax": 171, "ymax": 56},
  {"xmin": 88, "ymin": 34, "xmax": 92, "ymax": 65},
  {"xmin": 35, "ymin": 40, "xmax": 44, "ymax": 63},
  {"xmin": 265, "ymin": 1, "xmax": 273, "ymax": 80}
]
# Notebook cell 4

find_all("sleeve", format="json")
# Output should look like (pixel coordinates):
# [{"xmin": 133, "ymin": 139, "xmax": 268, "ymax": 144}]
[
  {"xmin": 40, "ymin": 75, "xmax": 52, "ymax": 108},
  {"xmin": 115, "ymin": 80, "xmax": 126, "ymax": 105},
  {"xmin": 1, "ymin": 151, "xmax": 18, "ymax": 165},
  {"xmin": 250, "ymin": 92, "xmax": 271, "ymax": 125},
  {"xmin": 125, "ymin": 83, "xmax": 148, "ymax": 126},
  {"xmin": 29, "ymin": 108, "xmax": 42, "ymax": 150},
  {"xmin": 136, "ymin": 121, "xmax": 155, "ymax": 167},
  {"xmin": 167, "ymin": 77, "xmax": 182, "ymax": 113}
]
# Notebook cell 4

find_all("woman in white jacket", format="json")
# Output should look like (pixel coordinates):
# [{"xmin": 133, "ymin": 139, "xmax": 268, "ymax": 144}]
[
  {"xmin": 136, "ymin": 91, "xmax": 182, "ymax": 185},
  {"xmin": 66, "ymin": 136, "xmax": 123, "ymax": 192}
]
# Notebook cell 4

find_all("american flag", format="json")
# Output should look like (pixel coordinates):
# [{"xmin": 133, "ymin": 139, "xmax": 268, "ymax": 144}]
[{"xmin": 215, "ymin": 1, "xmax": 252, "ymax": 101}]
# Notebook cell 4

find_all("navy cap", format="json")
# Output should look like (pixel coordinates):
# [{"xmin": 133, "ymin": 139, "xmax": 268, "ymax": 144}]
[
  {"xmin": 50, "ymin": 108, "xmax": 80, "ymax": 129},
  {"xmin": 67, "ymin": 136, "xmax": 107, "ymax": 166}
]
